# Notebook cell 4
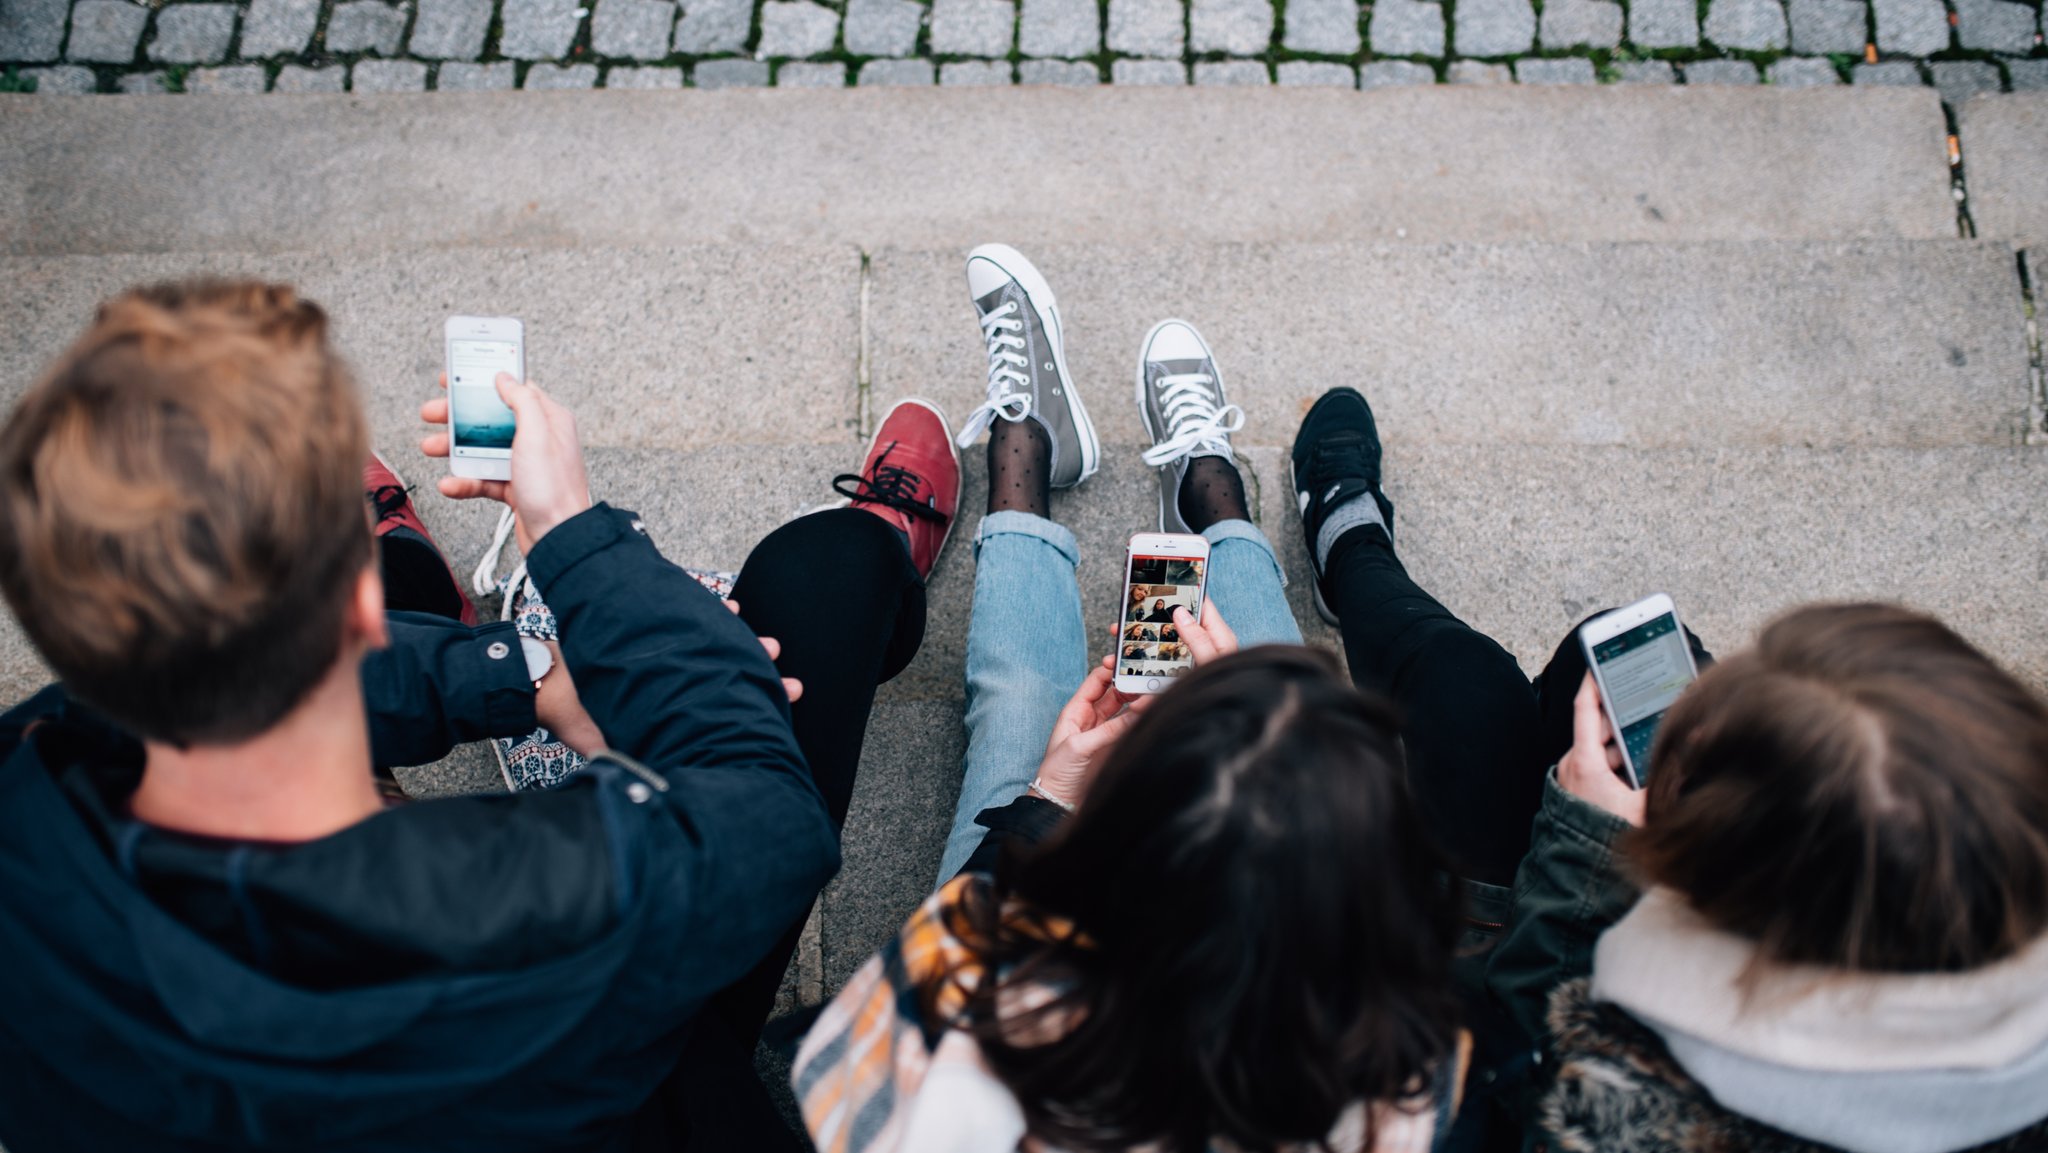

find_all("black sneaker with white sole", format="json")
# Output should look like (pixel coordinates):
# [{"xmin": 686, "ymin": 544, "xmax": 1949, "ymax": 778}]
[
  {"xmin": 1290, "ymin": 387, "xmax": 1397, "ymax": 626},
  {"xmin": 956, "ymin": 244, "xmax": 1101, "ymax": 489},
  {"xmin": 1136, "ymin": 319, "xmax": 1245, "ymax": 534}
]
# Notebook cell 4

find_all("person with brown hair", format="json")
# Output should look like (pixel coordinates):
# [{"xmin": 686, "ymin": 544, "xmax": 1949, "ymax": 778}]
[{"xmin": 0, "ymin": 279, "xmax": 960, "ymax": 1152}]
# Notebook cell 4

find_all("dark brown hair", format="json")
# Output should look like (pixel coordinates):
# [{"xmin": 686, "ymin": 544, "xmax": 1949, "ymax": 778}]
[
  {"xmin": 1634, "ymin": 603, "xmax": 2048, "ymax": 972},
  {"xmin": 0, "ymin": 280, "xmax": 371, "ymax": 744},
  {"xmin": 939, "ymin": 647, "xmax": 1462, "ymax": 1152}
]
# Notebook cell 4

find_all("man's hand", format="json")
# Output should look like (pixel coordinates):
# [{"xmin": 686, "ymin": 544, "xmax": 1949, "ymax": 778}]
[
  {"xmin": 420, "ymin": 372, "xmax": 593, "ymax": 553},
  {"xmin": 1032, "ymin": 659, "xmax": 1149, "ymax": 809},
  {"xmin": 1558, "ymin": 672, "xmax": 1647, "ymax": 826},
  {"xmin": 726, "ymin": 599, "xmax": 803, "ymax": 703},
  {"xmin": 533, "ymin": 639, "xmax": 606, "ymax": 756}
]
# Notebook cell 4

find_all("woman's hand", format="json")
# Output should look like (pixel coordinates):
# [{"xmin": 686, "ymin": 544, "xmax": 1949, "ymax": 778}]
[
  {"xmin": 1174, "ymin": 598, "xmax": 1237, "ymax": 665},
  {"xmin": 1031, "ymin": 660, "xmax": 1149, "ymax": 809},
  {"xmin": 1557, "ymin": 672, "xmax": 1647, "ymax": 826}
]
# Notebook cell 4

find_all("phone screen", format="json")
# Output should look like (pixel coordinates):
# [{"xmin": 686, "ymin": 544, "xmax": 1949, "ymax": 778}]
[
  {"xmin": 1589, "ymin": 612, "xmax": 1695, "ymax": 777},
  {"xmin": 1119, "ymin": 553, "xmax": 1207, "ymax": 684},
  {"xmin": 448, "ymin": 338, "xmax": 522, "ymax": 457}
]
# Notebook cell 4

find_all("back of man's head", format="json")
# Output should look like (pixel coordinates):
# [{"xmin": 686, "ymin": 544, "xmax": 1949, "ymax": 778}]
[{"xmin": 0, "ymin": 280, "xmax": 371, "ymax": 745}]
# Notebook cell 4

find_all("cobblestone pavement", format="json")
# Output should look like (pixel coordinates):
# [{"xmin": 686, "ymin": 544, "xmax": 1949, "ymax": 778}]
[{"xmin": 0, "ymin": 0, "xmax": 2042, "ymax": 102}]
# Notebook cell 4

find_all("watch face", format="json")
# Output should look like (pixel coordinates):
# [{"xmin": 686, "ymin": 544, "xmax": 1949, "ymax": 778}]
[{"xmin": 519, "ymin": 636, "xmax": 554, "ymax": 683}]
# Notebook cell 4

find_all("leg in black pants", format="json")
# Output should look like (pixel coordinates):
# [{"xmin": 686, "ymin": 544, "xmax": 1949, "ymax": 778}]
[{"xmin": 658, "ymin": 508, "xmax": 928, "ymax": 1153}]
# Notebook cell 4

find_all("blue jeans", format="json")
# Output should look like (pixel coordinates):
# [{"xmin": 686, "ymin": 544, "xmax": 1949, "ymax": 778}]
[{"xmin": 937, "ymin": 510, "xmax": 1303, "ymax": 882}]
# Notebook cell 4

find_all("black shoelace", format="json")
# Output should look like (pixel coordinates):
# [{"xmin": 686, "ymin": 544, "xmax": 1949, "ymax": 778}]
[
  {"xmin": 1304, "ymin": 432, "xmax": 1375, "ymax": 490},
  {"xmin": 832, "ymin": 444, "xmax": 947, "ymax": 523},
  {"xmin": 368, "ymin": 483, "xmax": 415, "ymax": 529}
]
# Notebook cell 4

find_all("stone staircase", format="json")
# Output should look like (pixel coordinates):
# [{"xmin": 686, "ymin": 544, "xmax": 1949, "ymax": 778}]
[{"xmin": 3, "ymin": 84, "xmax": 2046, "ymax": 1026}]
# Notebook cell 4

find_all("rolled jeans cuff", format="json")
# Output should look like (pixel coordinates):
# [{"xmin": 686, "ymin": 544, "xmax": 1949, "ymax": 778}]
[{"xmin": 974, "ymin": 509, "xmax": 1081, "ymax": 567}]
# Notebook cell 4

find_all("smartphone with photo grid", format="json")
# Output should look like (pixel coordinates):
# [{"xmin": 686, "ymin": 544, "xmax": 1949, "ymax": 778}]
[
  {"xmin": 1115, "ymin": 532, "xmax": 1212, "ymax": 695},
  {"xmin": 444, "ymin": 315, "xmax": 524, "ymax": 482},
  {"xmin": 1579, "ymin": 593, "xmax": 1699, "ymax": 789}
]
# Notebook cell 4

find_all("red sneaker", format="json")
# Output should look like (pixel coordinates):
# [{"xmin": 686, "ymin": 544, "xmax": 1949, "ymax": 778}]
[
  {"xmin": 833, "ymin": 399, "xmax": 961, "ymax": 579},
  {"xmin": 365, "ymin": 452, "xmax": 478, "ymax": 625}
]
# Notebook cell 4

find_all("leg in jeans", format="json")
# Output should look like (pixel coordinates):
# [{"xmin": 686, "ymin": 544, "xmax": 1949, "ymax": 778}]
[
  {"xmin": 1200, "ymin": 520, "xmax": 1303, "ymax": 649},
  {"xmin": 938, "ymin": 510, "xmax": 1089, "ymax": 883},
  {"xmin": 666, "ymin": 508, "xmax": 928, "ymax": 1153}
]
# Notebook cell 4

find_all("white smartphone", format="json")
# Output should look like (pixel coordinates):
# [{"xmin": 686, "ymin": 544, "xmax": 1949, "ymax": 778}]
[
  {"xmin": 1115, "ymin": 532, "xmax": 1212, "ymax": 695},
  {"xmin": 444, "ymin": 315, "xmax": 524, "ymax": 482},
  {"xmin": 1579, "ymin": 593, "xmax": 1699, "ymax": 789}
]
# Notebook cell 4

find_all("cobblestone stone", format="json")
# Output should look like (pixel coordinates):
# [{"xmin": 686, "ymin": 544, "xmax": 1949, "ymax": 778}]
[
  {"xmin": 1627, "ymin": 0, "xmax": 1698, "ymax": 46},
  {"xmin": 940, "ymin": 58, "xmax": 1009, "ymax": 81},
  {"xmin": 1367, "ymin": 0, "xmax": 1442, "ymax": 55},
  {"xmin": 188, "ymin": 62, "xmax": 265, "ymax": 89},
  {"xmin": 436, "ymin": 58, "xmax": 516, "ymax": 85},
  {"xmin": 1017, "ymin": 0, "xmax": 1095, "ymax": 53},
  {"xmin": 1612, "ymin": 58, "xmax": 1676, "ymax": 81},
  {"xmin": 524, "ymin": 60, "xmax": 596, "ymax": 84},
  {"xmin": 1107, "ymin": 0, "xmax": 1182, "ymax": 55},
  {"xmin": 844, "ymin": 0, "xmax": 923, "ymax": 55},
  {"xmin": 1786, "ymin": 0, "xmax": 1866, "ymax": 52},
  {"xmin": 25, "ymin": 62, "xmax": 95, "ymax": 88},
  {"xmin": 1017, "ymin": 56, "xmax": 1097, "ymax": 82},
  {"xmin": 1195, "ymin": 58, "xmax": 1267, "ymax": 83},
  {"xmin": 673, "ymin": 0, "xmax": 750, "ymax": 50},
  {"xmin": 66, "ymin": 0, "xmax": 147, "ymax": 62},
  {"xmin": 1768, "ymin": 54, "xmax": 1841, "ymax": 84},
  {"xmin": 606, "ymin": 62, "xmax": 683, "ymax": 83},
  {"xmin": 1453, "ymin": 0, "xmax": 1532, "ymax": 55},
  {"xmin": 149, "ymin": 4, "xmax": 236, "ymax": 63},
  {"xmin": 1853, "ymin": 58, "xmax": 1921, "ymax": 83},
  {"xmin": 929, "ymin": 0, "xmax": 1011, "ymax": 53},
  {"xmin": 757, "ymin": 0, "xmax": 839, "ymax": 55},
  {"xmin": 1931, "ymin": 58, "xmax": 1999, "ymax": 106},
  {"xmin": 500, "ymin": 0, "xmax": 584, "ymax": 57},
  {"xmin": 1189, "ymin": 0, "xmax": 1270, "ymax": 52},
  {"xmin": 326, "ymin": 1, "xmax": 408, "ymax": 54},
  {"xmin": 1516, "ymin": 55, "xmax": 1594, "ymax": 82},
  {"xmin": 1685, "ymin": 57, "xmax": 1759, "ymax": 82},
  {"xmin": 1112, "ymin": 56, "xmax": 1184, "ymax": 82},
  {"xmin": 273, "ymin": 62, "xmax": 347, "ymax": 88},
  {"xmin": 592, "ymin": 0, "xmax": 676, "ymax": 58},
  {"xmin": 775, "ymin": 59, "xmax": 842, "ymax": 83},
  {"xmin": 1276, "ymin": 59, "xmax": 1353, "ymax": 83},
  {"xmin": 1446, "ymin": 58, "xmax": 1510, "ymax": 81},
  {"xmin": 1872, "ymin": 0, "xmax": 1947, "ymax": 53},
  {"xmin": 240, "ymin": 0, "xmax": 320, "ymax": 55},
  {"xmin": 408, "ymin": 0, "xmax": 491, "ymax": 56},
  {"xmin": 117, "ymin": 68, "xmax": 168, "ymax": 88},
  {"xmin": 1357, "ymin": 57, "xmax": 1433, "ymax": 84},
  {"xmin": 352, "ymin": 57, "xmax": 428, "ymax": 87},
  {"xmin": 696, "ymin": 55, "xmax": 770, "ymax": 82},
  {"xmin": 857, "ymin": 56, "xmax": 932, "ymax": 81},
  {"xmin": 1539, "ymin": 0, "xmax": 1621, "ymax": 47},
  {"xmin": 2009, "ymin": 59, "xmax": 2048, "ymax": 90},
  {"xmin": 1703, "ymin": 0, "xmax": 1787, "ymax": 49},
  {"xmin": 0, "ymin": 0, "xmax": 67, "ymax": 61},
  {"xmin": 1281, "ymin": 0, "xmax": 1358, "ymax": 52},
  {"xmin": 1953, "ymin": 0, "xmax": 2035, "ymax": 52}
]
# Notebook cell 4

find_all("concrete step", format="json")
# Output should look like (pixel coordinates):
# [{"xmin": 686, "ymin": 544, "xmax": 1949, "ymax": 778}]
[
  {"xmin": 3, "ymin": 238, "xmax": 2029, "ymax": 462},
  {"xmin": 0, "ymin": 88, "xmax": 1957, "ymax": 257},
  {"xmin": 1960, "ymin": 93, "xmax": 2048, "ymax": 251}
]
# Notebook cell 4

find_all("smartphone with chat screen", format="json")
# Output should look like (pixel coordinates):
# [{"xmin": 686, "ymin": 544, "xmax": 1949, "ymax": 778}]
[
  {"xmin": 1115, "ymin": 532, "xmax": 1211, "ymax": 695},
  {"xmin": 1579, "ymin": 593, "xmax": 1698, "ymax": 789},
  {"xmin": 445, "ymin": 315, "xmax": 524, "ymax": 482}
]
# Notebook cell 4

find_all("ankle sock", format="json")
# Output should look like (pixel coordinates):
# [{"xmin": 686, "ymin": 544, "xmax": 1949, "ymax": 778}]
[
  {"xmin": 1314, "ymin": 494, "xmax": 1387, "ymax": 569},
  {"xmin": 1176, "ymin": 453, "xmax": 1251, "ymax": 534},
  {"xmin": 987, "ymin": 418, "xmax": 1052, "ymax": 519}
]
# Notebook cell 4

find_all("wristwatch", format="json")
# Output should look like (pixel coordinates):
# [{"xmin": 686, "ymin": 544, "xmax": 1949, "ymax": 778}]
[{"xmin": 520, "ymin": 636, "xmax": 555, "ymax": 691}]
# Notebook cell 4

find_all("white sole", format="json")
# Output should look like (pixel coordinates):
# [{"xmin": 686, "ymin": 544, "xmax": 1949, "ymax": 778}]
[
  {"xmin": 1287, "ymin": 454, "xmax": 1344, "ymax": 627},
  {"xmin": 1135, "ymin": 318, "xmax": 1225, "ymax": 534},
  {"xmin": 966, "ymin": 243, "xmax": 1101, "ymax": 485},
  {"xmin": 867, "ymin": 397, "xmax": 963, "ymax": 571}
]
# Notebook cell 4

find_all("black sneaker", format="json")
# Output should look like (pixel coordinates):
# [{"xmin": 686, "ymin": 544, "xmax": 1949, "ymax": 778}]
[
  {"xmin": 1290, "ymin": 387, "xmax": 1396, "ymax": 626},
  {"xmin": 955, "ymin": 244, "xmax": 1101, "ymax": 489}
]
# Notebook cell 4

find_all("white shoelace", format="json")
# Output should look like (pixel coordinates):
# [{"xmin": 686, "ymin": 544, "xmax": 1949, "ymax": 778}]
[
  {"xmin": 1140, "ymin": 372, "xmax": 1246, "ymax": 467},
  {"xmin": 954, "ymin": 301, "xmax": 1034, "ymax": 448}
]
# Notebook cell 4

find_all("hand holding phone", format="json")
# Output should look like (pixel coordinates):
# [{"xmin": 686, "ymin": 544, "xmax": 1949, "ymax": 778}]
[
  {"xmin": 1559, "ymin": 672, "xmax": 1648, "ymax": 826},
  {"xmin": 1578, "ymin": 593, "xmax": 1699, "ymax": 789},
  {"xmin": 445, "ymin": 316, "xmax": 524, "ymax": 482},
  {"xmin": 1115, "ymin": 533, "xmax": 1213, "ymax": 694}
]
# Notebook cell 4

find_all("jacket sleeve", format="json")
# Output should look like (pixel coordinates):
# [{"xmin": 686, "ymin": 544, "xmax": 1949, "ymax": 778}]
[
  {"xmin": 524, "ymin": 505, "xmax": 838, "ymax": 950},
  {"xmin": 956, "ymin": 794, "xmax": 1068, "ymax": 878},
  {"xmin": 1485, "ymin": 770, "xmax": 1642, "ymax": 1047},
  {"xmin": 361, "ymin": 613, "xmax": 538, "ymax": 770}
]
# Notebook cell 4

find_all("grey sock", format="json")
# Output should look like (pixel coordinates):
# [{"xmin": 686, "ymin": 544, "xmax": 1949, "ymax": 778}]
[{"xmin": 1314, "ymin": 494, "xmax": 1386, "ymax": 569}]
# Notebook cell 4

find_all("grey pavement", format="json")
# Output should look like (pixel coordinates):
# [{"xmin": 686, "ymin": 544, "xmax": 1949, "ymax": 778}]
[
  {"xmin": 1960, "ymin": 93, "xmax": 2048, "ymax": 249},
  {"xmin": 0, "ymin": 88, "xmax": 1959, "ymax": 256}
]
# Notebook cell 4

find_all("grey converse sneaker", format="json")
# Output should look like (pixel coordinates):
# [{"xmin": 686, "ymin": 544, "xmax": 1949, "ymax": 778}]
[
  {"xmin": 955, "ymin": 244, "xmax": 1101, "ymax": 489},
  {"xmin": 1136, "ymin": 320, "xmax": 1246, "ymax": 534}
]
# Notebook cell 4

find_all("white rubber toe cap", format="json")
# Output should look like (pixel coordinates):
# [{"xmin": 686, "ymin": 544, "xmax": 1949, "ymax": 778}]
[{"xmin": 1141, "ymin": 318, "xmax": 1212, "ymax": 363}]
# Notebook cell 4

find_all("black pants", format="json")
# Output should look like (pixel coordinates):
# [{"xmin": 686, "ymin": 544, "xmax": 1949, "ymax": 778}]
[{"xmin": 1321, "ymin": 526, "xmax": 1709, "ymax": 888}]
